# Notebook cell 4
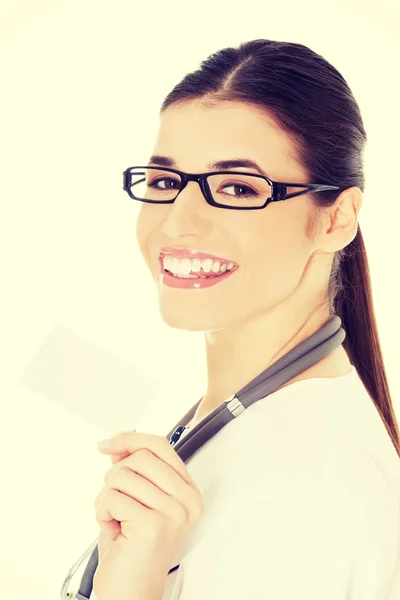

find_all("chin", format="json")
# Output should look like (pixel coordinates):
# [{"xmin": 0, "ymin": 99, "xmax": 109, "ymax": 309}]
[{"xmin": 158, "ymin": 303, "xmax": 226, "ymax": 333}]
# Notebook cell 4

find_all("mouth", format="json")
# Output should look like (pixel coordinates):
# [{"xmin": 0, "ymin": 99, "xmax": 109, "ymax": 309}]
[
  {"xmin": 159, "ymin": 247, "xmax": 239, "ymax": 279},
  {"xmin": 159, "ymin": 254, "xmax": 238, "ymax": 279}
]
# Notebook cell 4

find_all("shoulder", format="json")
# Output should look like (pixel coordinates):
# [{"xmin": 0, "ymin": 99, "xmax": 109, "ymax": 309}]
[
  {"xmin": 182, "ymin": 442, "xmax": 398, "ymax": 600},
  {"xmin": 209, "ymin": 430, "xmax": 398, "ymax": 540}
]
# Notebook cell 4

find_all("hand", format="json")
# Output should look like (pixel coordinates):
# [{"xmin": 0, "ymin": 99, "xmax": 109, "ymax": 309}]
[{"xmin": 92, "ymin": 430, "xmax": 204, "ymax": 600}]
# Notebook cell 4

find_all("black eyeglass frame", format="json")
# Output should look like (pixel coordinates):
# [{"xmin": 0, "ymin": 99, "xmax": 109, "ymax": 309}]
[{"xmin": 122, "ymin": 165, "xmax": 341, "ymax": 211}]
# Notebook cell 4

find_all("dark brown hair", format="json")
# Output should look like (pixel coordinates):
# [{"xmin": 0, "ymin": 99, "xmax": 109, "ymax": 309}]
[{"xmin": 160, "ymin": 39, "xmax": 400, "ymax": 456}]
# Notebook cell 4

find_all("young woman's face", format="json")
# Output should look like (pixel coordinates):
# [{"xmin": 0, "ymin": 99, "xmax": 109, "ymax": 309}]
[{"xmin": 136, "ymin": 100, "xmax": 318, "ymax": 332}]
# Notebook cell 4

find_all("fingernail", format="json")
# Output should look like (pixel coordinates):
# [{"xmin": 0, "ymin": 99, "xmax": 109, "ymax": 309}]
[{"xmin": 97, "ymin": 439, "xmax": 111, "ymax": 450}]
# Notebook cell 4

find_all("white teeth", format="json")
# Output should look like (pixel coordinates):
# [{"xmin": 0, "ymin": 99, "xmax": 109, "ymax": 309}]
[
  {"xmin": 202, "ymin": 259, "xmax": 213, "ymax": 273},
  {"xmin": 191, "ymin": 258, "xmax": 201, "ymax": 272},
  {"xmin": 162, "ymin": 256, "xmax": 235, "ymax": 277},
  {"xmin": 178, "ymin": 258, "xmax": 192, "ymax": 274}
]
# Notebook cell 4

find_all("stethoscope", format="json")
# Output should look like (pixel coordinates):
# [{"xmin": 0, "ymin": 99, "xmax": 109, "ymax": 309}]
[{"xmin": 60, "ymin": 314, "xmax": 346, "ymax": 599}]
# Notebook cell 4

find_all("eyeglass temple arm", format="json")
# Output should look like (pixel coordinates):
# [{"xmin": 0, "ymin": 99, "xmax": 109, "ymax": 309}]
[{"xmin": 275, "ymin": 183, "xmax": 340, "ymax": 201}]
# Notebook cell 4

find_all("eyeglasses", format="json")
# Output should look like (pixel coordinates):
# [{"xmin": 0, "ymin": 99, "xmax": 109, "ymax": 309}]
[{"xmin": 122, "ymin": 166, "xmax": 341, "ymax": 210}]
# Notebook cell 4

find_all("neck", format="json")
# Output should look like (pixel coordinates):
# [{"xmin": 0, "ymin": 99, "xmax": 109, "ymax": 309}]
[{"xmin": 193, "ymin": 305, "xmax": 351, "ymax": 424}]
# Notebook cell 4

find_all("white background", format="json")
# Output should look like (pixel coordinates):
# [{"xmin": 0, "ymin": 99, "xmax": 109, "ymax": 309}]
[{"xmin": 0, "ymin": 1, "xmax": 399, "ymax": 598}]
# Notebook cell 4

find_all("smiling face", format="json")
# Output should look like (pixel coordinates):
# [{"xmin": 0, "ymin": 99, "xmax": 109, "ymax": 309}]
[{"xmin": 136, "ymin": 100, "xmax": 322, "ymax": 332}]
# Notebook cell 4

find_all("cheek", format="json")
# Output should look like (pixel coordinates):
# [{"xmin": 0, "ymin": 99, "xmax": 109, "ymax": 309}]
[
  {"xmin": 135, "ymin": 205, "xmax": 159, "ymax": 268},
  {"xmin": 135, "ymin": 211, "xmax": 148, "ymax": 262},
  {"xmin": 247, "ymin": 222, "xmax": 309, "ymax": 291}
]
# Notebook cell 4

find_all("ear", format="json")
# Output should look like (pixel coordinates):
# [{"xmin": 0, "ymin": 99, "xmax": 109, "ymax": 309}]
[{"xmin": 321, "ymin": 186, "xmax": 363, "ymax": 251}]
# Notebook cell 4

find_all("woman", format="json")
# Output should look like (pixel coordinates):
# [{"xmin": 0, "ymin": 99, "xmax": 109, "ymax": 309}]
[{"xmin": 92, "ymin": 40, "xmax": 400, "ymax": 600}]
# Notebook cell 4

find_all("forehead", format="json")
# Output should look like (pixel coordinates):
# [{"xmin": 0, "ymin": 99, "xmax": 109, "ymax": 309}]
[{"xmin": 153, "ymin": 100, "xmax": 296, "ymax": 176}]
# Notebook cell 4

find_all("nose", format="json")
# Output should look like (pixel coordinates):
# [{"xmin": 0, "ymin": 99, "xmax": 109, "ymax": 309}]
[{"xmin": 159, "ymin": 179, "xmax": 212, "ymax": 238}]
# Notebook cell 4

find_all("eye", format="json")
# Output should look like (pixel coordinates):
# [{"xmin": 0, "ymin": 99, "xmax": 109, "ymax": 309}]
[
  {"xmin": 148, "ymin": 176, "xmax": 181, "ymax": 190},
  {"xmin": 219, "ymin": 182, "xmax": 257, "ymax": 197}
]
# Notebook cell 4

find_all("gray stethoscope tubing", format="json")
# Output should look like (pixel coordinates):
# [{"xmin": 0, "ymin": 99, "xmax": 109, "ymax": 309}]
[
  {"xmin": 60, "ymin": 314, "xmax": 346, "ymax": 599},
  {"xmin": 60, "ymin": 539, "xmax": 98, "ymax": 599}
]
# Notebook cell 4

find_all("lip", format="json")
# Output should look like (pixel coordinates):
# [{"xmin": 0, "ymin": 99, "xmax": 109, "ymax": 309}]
[
  {"xmin": 159, "ymin": 247, "xmax": 236, "ymax": 264},
  {"xmin": 160, "ymin": 265, "xmax": 237, "ymax": 290}
]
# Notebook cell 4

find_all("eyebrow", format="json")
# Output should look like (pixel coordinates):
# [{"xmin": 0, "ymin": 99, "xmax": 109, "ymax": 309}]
[{"xmin": 147, "ymin": 155, "xmax": 269, "ymax": 177}]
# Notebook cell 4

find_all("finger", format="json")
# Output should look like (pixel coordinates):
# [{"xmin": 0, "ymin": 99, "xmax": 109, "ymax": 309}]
[
  {"xmin": 110, "ymin": 451, "xmax": 131, "ymax": 465},
  {"xmin": 96, "ymin": 487, "xmax": 150, "ymax": 534},
  {"xmin": 97, "ymin": 431, "xmax": 201, "ymax": 493},
  {"xmin": 105, "ymin": 450, "xmax": 203, "ymax": 516},
  {"xmin": 101, "ymin": 451, "xmax": 204, "ymax": 532},
  {"xmin": 96, "ymin": 471, "xmax": 187, "ymax": 530},
  {"xmin": 98, "ymin": 528, "xmax": 118, "ymax": 560},
  {"xmin": 98, "ymin": 516, "xmax": 121, "ymax": 543}
]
